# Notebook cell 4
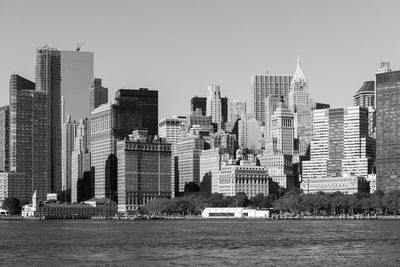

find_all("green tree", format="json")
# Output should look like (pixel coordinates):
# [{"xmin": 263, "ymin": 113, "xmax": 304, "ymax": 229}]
[{"xmin": 1, "ymin": 198, "xmax": 21, "ymax": 215}]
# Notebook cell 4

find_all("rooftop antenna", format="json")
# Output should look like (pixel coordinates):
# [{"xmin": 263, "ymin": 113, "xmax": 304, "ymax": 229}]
[{"xmin": 76, "ymin": 40, "xmax": 86, "ymax": 51}]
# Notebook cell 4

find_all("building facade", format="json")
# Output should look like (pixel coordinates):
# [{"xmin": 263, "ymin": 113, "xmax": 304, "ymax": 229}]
[
  {"xmin": 238, "ymin": 113, "xmax": 260, "ymax": 150},
  {"xmin": 353, "ymin": 81, "xmax": 375, "ymax": 138},
  {"xmin": 251, "ymin": 73, "xmax": 292, "ymax": 124},
  {"xmin": 89, "ymin": 78, "xmax": 108, "ymax": 112},
  {"xmin": 0, "ymin": 106, "xmax": 9, "ymax": 172},
  {"xmin": 200, "ymin": 148, "xmax": 230, "ymax": 194},
  {"xmin": 376, "ymin": 70, "xmax": 400, "ymax": 191},
  {"xmin": 61, "ymin": 116, "xmax": 78, "ymax": 191},
  {"xmin": 0, "ymin": 172, "xmax": 27, "ymax": 204},
  {"xmin": 229, "ymin": 100, "xmax": 246, "ymax": 123},
  {"xmin": 117, "ymin": 130, "xmax": 171, "ymax": 212}
]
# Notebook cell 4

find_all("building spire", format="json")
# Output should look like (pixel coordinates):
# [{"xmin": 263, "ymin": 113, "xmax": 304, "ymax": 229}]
[{"xmin": 293, "ymin": 56, "xmax": 306, "ymax": 81}]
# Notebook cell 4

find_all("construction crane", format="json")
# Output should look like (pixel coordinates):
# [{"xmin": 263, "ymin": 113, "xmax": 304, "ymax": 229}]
[{"xmin": 76, "ymin": 40, "xmax": 86, "ymax": 51}]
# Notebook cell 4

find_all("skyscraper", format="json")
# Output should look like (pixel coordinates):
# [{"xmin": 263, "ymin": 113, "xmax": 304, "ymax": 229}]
[
  {"xmin": 353, "ymin": 81, "xmax": 375, "ymax": 108},
  {"xmin": 36, "ymin": 45, "xmax": 62, "ymax": 193},
  {"xmin": 251, "ymin": 73, "xmax": 292, "ymax": 124},
  {"xmin": 265, "ymin": 95, "xmax": 286, "ymax": 139},
  {"xmin": 289, "ymin": 57, "xmax": 313, "ymax": 156},
  {"xmin": 238, "ymin": 113, "xmax": 260, "ymax": 150},
  {"xmin": 302, "ymin": 107, "xmax": 375, "ymax": 186},
  {"xmin": 10, "ymin": 74, "xmax": 51, "ymax": 202},
  {"xmin": 60, "ymin": 50, "xmax": 94, "ymax": 120},
  {"xmin": 0, "ymin": 106, "xmax": 10, "ymax": 172},
  {"xmin": 376, "ymin": 70, "xmax": 400, "ymax": 191},
  {"xmin": 206, "ymin": 85, "xmax": 222, "ymax": 127},
  {"xmin": 89, "ymin": 78, "xmax": 108, "ymax": 112},
  {"xmin": 61, "ymin": 115, "xmax": 78, "ymax": 191}
]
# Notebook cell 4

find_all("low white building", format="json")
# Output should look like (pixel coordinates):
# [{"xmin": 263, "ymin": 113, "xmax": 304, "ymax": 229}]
[
  {"xmin": 300, "ymin": 175, "xmax": 370, "ymax": 194},
  {"xmin": 202, "ymin": 207, "xmax": 270, "ymax": 218}
]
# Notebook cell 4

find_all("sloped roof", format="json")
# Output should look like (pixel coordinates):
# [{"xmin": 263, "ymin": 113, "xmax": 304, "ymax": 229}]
[
  {"xmin": 355, "ymin": 81, "xmax": 375, "ymax": 95},
  {"xmin": 293, "ymin": 56, "xmax": 306, "ymax": 81}
]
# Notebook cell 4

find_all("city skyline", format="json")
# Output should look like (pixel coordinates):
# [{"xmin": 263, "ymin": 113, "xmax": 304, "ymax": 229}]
[{"xmin": 2, "ymin": 1, "xmax": 400, "ymax": 119}]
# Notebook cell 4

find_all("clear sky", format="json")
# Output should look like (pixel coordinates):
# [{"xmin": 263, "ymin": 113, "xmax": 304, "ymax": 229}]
[{"xmin": 1, "ymin": 0, "xmax": 400, "ymax": 118}]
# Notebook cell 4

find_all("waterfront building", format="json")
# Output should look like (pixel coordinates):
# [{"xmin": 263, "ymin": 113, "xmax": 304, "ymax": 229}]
[
  {"xmin": 22, "ymin": 191, "xmax": 117, "ymax": 219},
  {"xmin": 60, "ymin": 50, "xmax": 94, "ymax": 120},
  {"xmin": 229, "ymin": 100, "xmax": 246, "ymax": 123},
  {"xmin": 202, "ymin": 207, "xmax": 270, "ymax": 219},
  {"xmin": 36, "ymin": 45, "xmax": 62, "ymax": 193},
  {"xmin": 300, "ymin": 175, "xmax": 370, "ymax": 194},
  {"xmin": 89, "ymin": 78, "xmax": 108, "ymax": 112},
  {"xmin": 0, "ymin": 172, "xmax": 27, "ymax": 204},
  {"xmin": 61, "ymin": 116, "xmax": 78, "ymax": 191},
  {"xmin": 251, "ymin": 73, "xmax": 292, "ymax": 124},
  {"xmin": 176, "ymin": 133, "xmax": 204, "ymax": 193},
  {"xmin": 302, "ymin": 107, "xmax": 376, "ymax": 192},
  {"xmin": 0, "ymin": 106, "xmax": 9, "ymax": 172},
  {"xmin": 10, "ymin": 74, "xmax": 51, "ymax": 201},
  {"xmin": 238, "ymin": 113, "xmax": 260, "ymax": 150},
  {"xmin": 366, "ymin": 174, "xmax": 376, "ymax": 193},
  {"xmin": 191, "ymin": 96, "xmax": 207, "ymax": 116},
  {"xmin": 217, "ymin": 160, "xmax": 272, "ymax": 198},
  {"xmin": 159, "ymin": 115, "xmax": 188, "ymax": 198},
  {"xmin": 117, "ymin": 130, "xmax": 171, "ymax": 212},
  {"xmin": 376, "ymin": 70, "xmax": 400, "ymax": 191},
  {"xmin": 200, "ymin": 148, "xmax": 231, "ymax": 194}
]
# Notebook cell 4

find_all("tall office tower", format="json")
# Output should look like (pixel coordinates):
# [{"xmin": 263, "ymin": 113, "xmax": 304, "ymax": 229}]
[
  {"xmin": 191, "ymin": 97, "xmax": 207, "ymax": 116},
  {"xmin": 36, "ymin": 46, "xmax": 62, "ymax": 193},
  {"xmin": 114, "ymin": 89, "xmax": 158, "ymax": 137},
  {"xmin": 238, "ymin": 113, "xmax": 260, "ymax": 150},
  {"xmin": 210, "ymin": 130, "xmax": 237, "ymax": 156},
  {"xmin": 89, "ymin": 78, "xmax": 108, "ymax": 112},
  {"xmin": 221, "ymin": 97, "xmax": 228, "ymax": 124},
  {"xmin": 61, "ymin": 116, "xmax": 78, "ymax": 190},
  {"xmin": 265, "ymin": 95, "xmax": 286, "ymax": 139},
  {"xmin": 60, "ymin": 50, "xmax": 94, "ymax": 120},
  {"xmin": 200, "ymin": 148, "xmax": 230, "ymax": 194},
  {"xmin": 251, "ymin": 73, "xmax": 292, "ymax": 124},
  {"xmin": 189, "ymin": 108, "xmax": 213, "ymax": 135},
  {"xmin": 302, "ymin": 107, "xmax": 375, "ymax": 189},
  {"xmin": 71, "ymin": 118, "xmax": 91, "ymax": 203},
  {"xmin": 117, "ymin": 130, "xmax": 171, "ymax": 212},
  {"xmin": 10, "ymin": 74, "xmax": 51, "ymax": 202},
  {"xmin": 91, "ymin": 103, "xmax": 116, "ymax": 200},
  {"xmin": 289, "ymin": 57, "xmax": 313, "ymax": 156},
  {"xmin": 376, "ymin": 70, "xmax": 400, "ymax": 191},
  {"xmin": 265, "ymin": 103, "xmax": 294, "ymax": 155},
  {"xmin": 206, "ymin": 85, "xmax": 222, "ymax": 127},
  {"xmin": 159, "ymin": 115, "xmax": 188, "ymax": 198},
  {"xmin": 0, "ymin": 106, "xmax": 10, "ymax": 172},
  {"xmin": 376, "ymin": 61, "xmax": 391, "ymax": 74},
  {"xmin": 229, "ymin": 100, "xmax": 246, "ymax": 122},
  {"xmin": 176, "ymin": 133, "xmax": 204, "ymax": 193},
  {"xmin": 353, "ymin": 81, "xmax": 376, "ymax": 138}
]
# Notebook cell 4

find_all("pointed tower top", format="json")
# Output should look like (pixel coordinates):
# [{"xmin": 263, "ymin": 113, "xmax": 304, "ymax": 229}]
[{"xmin": 293, "ymin": 56, "xmax": 306, "ymax": 81}]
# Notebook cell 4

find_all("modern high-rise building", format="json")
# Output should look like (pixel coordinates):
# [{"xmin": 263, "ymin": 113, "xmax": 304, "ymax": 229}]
[
  {"xmin": 10, "ymin": 74, "xmax": 51, "ymax": 202},
  {"xmin": 159, "ymin": 115, "xmax": 188, "ymax": 198},
  {"xmin": 302, "ymin": 107, "xmax": 376, "ymax": 193},
  {"xmin": 376, "ymin": 70, "xmax": 400, "ymax": 191},
  {"xmin": 251, "ymin": 73, "xmax": 292, "ymax": 124},
  {"xmin": 0, "ymin": 106, "xmax": 10, "ymax": 172},
  {"xmin": 229, "ymin": 100, "xmax": 246, "ymax": 122},
  {"xmin": 89, "ymin": 78, "xmax": 108, "ymax": 112},
  {"xmin": 176, "ymin": 133, "xmax": 204, "ymax": 193},
  {"xmin": 114, "ymin": 89, "xmax": 158, "ymax": 137},
  {"xmin": 200, "ymin": 148, "xmax": 230, "ymax": 194},
  {"xmin": 191, "ymin": 96, "xmax": 207, "ymax": 116},
  {"xmin": 36, "ymin": 45, "xmax": 62, "ymax": 193},
  {"xmin": 60, "ymin": 50, "xmax": 94, "ymax": 120},
  {"xmin": 117, "ymin": 130, "xmax": 171, "ymax": 212},
  {"xmin": 61, "ymin": 116, "xmax": 78, "ymax": 191},
  {"xmin": 238, "ymin": 113, "xmax": 260, "ymax": 150}
]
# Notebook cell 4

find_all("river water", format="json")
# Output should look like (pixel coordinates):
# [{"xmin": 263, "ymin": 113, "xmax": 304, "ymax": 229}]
[{"xmin": 0, "ymin": 219, "xmax": 399, "ymax": 266}]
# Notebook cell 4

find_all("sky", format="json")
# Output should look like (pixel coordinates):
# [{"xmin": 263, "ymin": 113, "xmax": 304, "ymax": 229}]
[{"xmin": 1, "ymin": 0, "xmax": 400, "ymax": 119}]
